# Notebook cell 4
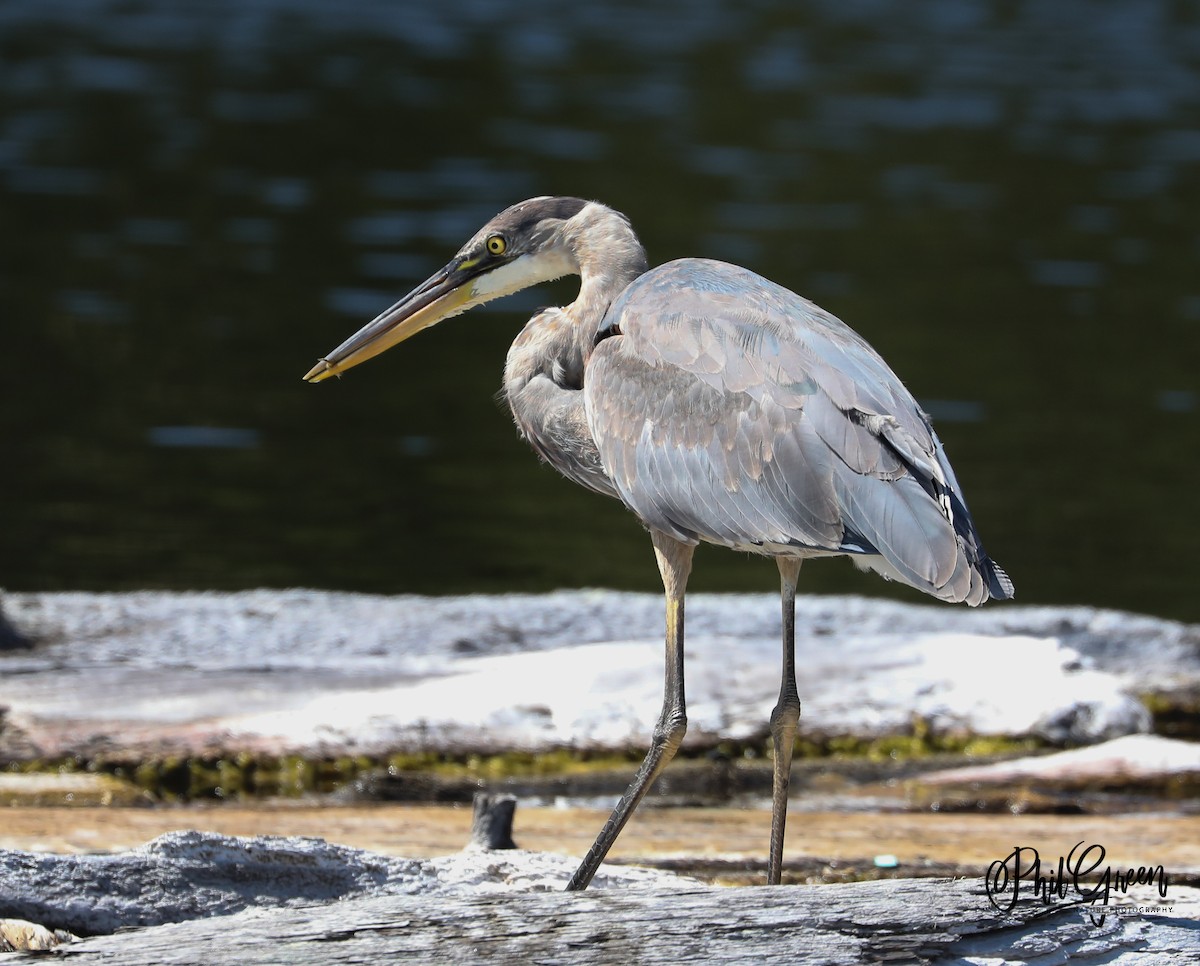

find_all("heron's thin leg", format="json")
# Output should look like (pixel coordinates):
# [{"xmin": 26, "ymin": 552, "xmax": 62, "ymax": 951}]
[
  {"xmin": 767, "ymin": 558, "xmax": 803, "ymax": 885},
  {"xmin": 565, "ymin": 530, "xmax": 694, "ymax": 892}
]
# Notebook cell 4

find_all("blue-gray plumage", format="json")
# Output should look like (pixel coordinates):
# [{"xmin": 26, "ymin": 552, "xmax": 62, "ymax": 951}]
[
  {"xmin": 304, "ymin": 196, "xmax": 1013, "ymax": 891},
  {"xmin": 588, "ymin": 258, "xmax": 1010, "ymax": 605}
]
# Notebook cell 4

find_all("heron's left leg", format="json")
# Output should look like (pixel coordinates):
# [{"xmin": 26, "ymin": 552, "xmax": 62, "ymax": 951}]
[
  {"xmin": 565, "ymin": 529, "xmax": 694, "ymax": 891},
  {"xmin": 767, "ymin": 558, "xmax": 803, "ymax": 885}
]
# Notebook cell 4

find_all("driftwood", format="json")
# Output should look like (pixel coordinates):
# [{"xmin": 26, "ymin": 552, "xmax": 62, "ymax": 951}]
[
  {"xmin": 42, "ymin": 878, "xmax": 1200, "ymax": 964},
  {"xmin": 3, "ymin": 832, "xmax": 1195, "ymax": 962}
]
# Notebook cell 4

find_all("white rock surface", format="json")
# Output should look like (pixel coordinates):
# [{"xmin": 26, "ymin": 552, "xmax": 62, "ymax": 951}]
[
  {"xmin": 924, "ymin": 734, "xmax": 1200, "ymax": 785},
  {"xmin": 2, "ymin": 591, "xmax": 1195, "ymax": 758}
]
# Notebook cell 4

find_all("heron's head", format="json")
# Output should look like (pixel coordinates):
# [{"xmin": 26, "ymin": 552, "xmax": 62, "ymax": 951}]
[{"xmin": 304, "ymin": 196, "xmax": 603, "ymax": 382}]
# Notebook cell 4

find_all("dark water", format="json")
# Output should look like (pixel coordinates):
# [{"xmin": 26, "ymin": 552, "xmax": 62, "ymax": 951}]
[{"xmin": 1, "ymin": 0, "xmax": 1198, "ymax": 621}]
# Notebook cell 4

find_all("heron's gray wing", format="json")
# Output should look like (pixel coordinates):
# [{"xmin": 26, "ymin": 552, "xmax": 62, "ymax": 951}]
[{"xmin": 585, "ymin": 258, "xmax": 1012, "ymax": 604}]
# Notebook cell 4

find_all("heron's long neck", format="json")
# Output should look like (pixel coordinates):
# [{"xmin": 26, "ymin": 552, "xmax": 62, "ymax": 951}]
[
  {"xmin": 562, "ymin": 205, "xmax": 649, "ymax": 359},
  {"xmin": 501, "ymin": 206, "xmax": 646, "ymax": 500}
]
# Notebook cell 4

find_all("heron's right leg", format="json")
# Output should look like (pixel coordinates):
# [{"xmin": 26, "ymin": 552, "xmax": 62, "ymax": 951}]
[
  {"xmin": 565, "ymin": 529, "xmax": 694, "ymax": 892},
  {"xmin": 767, "ymin": 558, "xmax": 803, "ymax": 885}
]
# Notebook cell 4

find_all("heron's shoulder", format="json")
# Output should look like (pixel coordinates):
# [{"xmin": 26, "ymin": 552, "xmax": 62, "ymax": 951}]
[
  {"xmin": 608, "ymin": 258, "xmax": 878, "ymax": 377},
  {"xmin": 623, "ymin": 257, "xmax": 787, "ymax": 302},
  {"xmin": 616, "ymin": 258, "xmax": 851, "ymax": 341}
]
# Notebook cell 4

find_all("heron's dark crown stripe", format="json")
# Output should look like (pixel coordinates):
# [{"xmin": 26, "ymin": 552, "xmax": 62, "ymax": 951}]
[
  {"xmin": 493, "ymin": 197, "xmax": 590, "ymax": 240},
  {"xmin": 520, "ymin": 196, "xmax": 590, "ymax": 222}
]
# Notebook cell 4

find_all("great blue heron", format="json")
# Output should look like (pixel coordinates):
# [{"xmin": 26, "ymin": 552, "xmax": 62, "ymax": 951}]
[{"xmin": 304, "ymin": 196, "xmax": 1013, "ymax": 891}]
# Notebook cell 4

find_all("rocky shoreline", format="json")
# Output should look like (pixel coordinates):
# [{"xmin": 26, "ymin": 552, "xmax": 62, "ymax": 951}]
[{"xmin": 3, "ymin": 590, "xmax": 1196, "ymax": 764}]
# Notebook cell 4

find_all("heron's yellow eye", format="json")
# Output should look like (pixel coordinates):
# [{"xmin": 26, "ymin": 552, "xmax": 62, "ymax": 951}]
[{"xmin": 486, "ymin": 235, "xmax": 507, "ymax": 256}]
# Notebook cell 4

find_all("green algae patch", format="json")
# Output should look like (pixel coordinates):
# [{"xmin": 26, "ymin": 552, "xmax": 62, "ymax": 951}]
[
  {"xmin": 385, "ymin": 748, "xmax": 645, "ymax": 780},
  {"xmin": 769, "ymin": 715, "xmax": 1047, "ymax": 765},
  {"xmin": 804, "ymin": 731, "xmax": 1044, "ymax": 763},
  {"xmin": 2, "ymin": 748, "xmax": 647, "ymax": 803},
  {"xmin": 1139, "ymin": 690, "xmax": 1200, "ymax": 741},
  {"xmin": 0, "ymin": 719, "xmax": 1060, "ymax": 805},
  {"xmin": 0, "ymin": 772, "xmax": 153, "ymax": 807}
]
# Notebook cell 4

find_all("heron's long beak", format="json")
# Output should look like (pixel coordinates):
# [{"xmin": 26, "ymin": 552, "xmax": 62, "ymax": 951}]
[{"xmin": 303, "ymin": 263, "xmax": 478, "ymax": 382}]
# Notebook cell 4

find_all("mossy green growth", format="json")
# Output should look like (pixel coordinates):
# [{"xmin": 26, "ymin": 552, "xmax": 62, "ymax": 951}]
[
  {"xmin": 784, "ymin": 718, "xmax": 1044, "ymax": 763},
  {"xmin": 1139, "ymin": 691, "xmax": 1200, "ymax": 741},
  {"xmin": 0, "ymin": 719, "xmax": 1045, "ymax": 802},
  {"xmin": 6, "ymin": 756, "xmax": 87, "ymax": 775},
  {"xmin": 384, "ymin": 747, "xmax": 645, "ymax": 779},
  {"xmin": 0, "ymin": 771, "xmax": 153, "ymax": 807}
]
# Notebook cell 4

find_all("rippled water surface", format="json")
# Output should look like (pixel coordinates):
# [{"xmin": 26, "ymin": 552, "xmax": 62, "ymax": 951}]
[{"xmin": 2, "ymin": 0, "xmax": 1198, "ymax": 620}]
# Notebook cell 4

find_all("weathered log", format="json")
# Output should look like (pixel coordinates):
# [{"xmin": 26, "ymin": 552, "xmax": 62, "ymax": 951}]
[
  {"xmin": 44, "ymin": 878, "xmax": 1200, "ymax": 964},
  {"xmin": 3, "ymin": 832, "xmax": 1196, "ymax": 963},
  {"xmin": 469, "ymin": 792, "xmax": 518, "ymax": 850}
]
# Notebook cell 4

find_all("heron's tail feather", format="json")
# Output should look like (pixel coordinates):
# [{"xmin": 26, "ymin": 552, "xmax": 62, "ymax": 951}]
[{"xmin": 981, "ymin": 557, "xmax": 1015, "ymax": 601}]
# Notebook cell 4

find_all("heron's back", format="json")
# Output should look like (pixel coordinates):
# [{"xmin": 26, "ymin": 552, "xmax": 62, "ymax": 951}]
[{"xmin": 585, "ymin": 258, "xmax": 1012, "ymax": 605}]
